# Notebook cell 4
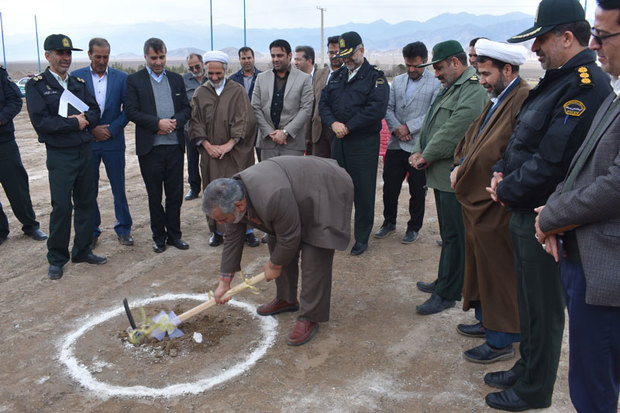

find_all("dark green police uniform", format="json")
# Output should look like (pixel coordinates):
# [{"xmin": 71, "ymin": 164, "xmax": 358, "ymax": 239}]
[
  {"xmin": 492, "ymin": 49, "xmax": 611, "ymax": 407},
  {"xmin": 26, "ymin": 68, "xmax": 100, "ymax": 266}
]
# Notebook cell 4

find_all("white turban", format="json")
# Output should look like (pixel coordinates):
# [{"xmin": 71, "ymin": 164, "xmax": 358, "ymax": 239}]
[
  {"xmin": 475, "ymin": 39, "xmax": 528, "ymax": 66},
  {"xmin": 203, "ymin": 50, "xmax": 230, "ymax": 65}
]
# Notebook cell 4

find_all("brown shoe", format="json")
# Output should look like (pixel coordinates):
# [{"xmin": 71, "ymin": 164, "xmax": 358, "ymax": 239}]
[
  {"xmin": 256, "ymin": 298, "xmax": 299, "ymax": 316},
  {"xmin": 287, "ymin": 319, "xmax": 318, "ymax": 346}
]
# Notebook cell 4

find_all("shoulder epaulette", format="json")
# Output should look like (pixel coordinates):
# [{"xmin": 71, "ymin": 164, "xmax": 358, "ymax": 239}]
[
  {"xmin": 75, "ymin": 76, "xmax": 85, "ymax": 83},
  {"xmin": 469, "ymin": 74, "xmax": 480, "ymax": 81},
  {"xmin": 576, "ymin": 66, "xmax": 592, "ymax": 87},
  {"xmin": 33, "ymin": 75, "xmax": 43, "ymax": 82}
]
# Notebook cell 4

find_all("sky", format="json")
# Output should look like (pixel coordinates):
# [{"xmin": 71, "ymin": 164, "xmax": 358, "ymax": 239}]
[{"xmin": 0, "ymin": 0, "xmax": 595, "ymax": 34}]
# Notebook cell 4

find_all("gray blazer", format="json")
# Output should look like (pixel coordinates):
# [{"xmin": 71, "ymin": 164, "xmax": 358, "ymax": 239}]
[
  {"xmin": 251, "ymin": 66, "xmax": 313, "ymax": 151},
  {"xmin": 539, "ymin": 92, "xmax": 620, "ymax": 307},
  {"xmin": 384, "ymin": 69, "xmax": 441, "ymax": 153}
]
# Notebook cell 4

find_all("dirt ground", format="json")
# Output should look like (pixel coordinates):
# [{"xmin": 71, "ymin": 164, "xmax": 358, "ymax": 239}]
[{"xmin": 0, "ymin": 106, "xmax": 576, "ymax": 412}]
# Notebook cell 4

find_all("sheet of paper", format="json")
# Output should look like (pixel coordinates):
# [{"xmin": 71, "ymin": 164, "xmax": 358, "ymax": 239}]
[{"xmin": 58, "ymin": 89, "xmax": 89, "ymax": 117}]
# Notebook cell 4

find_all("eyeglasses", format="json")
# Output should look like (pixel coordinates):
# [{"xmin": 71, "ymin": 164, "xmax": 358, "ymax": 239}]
[
  {"xmin": 591, "ymin": 28, "xmax": 620, "ymax": 45},
  {"xmin": 189, "ymin": 64, "xmax": 202, "ymax": 71}
]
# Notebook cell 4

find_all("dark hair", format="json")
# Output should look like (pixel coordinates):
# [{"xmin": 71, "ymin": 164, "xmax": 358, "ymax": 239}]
[
  {"xmin": 187, "ymin": 53, "xmax": 202, "ymax": 62},
  {"xmin": 269, "ymin": 39, "xmax": 292, "ymax": 55},
  {"xmin": 144, "ymin": 38, "xmax": 166, "ymax": 55},
  {"xmin": 238, "ymin": 46, "xmax": 255, "ymax": 57},
  {"xmin": 453, "ymin": 51, "xmax": 468, "ymax": 66},
  {"xmin": 295, "ymin": 45, "xmax": 315, "ymax": 63},
  {"xmin": 476, "ymin": 55, "xmax": 519, "ymax": 73},
  {"xmin": 552, "ymin": 20, "xmax": 591, "ymax": 46},
  {"xmin": 598, "ymin": 0, "xmax": 620, "ymax": 24},
  {"xmin": 402, "ymin": 41, "xmax": 428, "ymax": 61},
  {"xmin": 327, "ymin": 35, "xmax": 340, "ymax": 46},
  {"xmin": 469, "ymin": 37, "xmax": 487, "ymax": 47},
  {"xmin": 88, "ymin": 38, "xmax": 110, "ymax": 54}
]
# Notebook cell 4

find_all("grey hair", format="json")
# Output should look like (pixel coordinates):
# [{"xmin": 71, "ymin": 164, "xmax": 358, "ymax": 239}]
[{"xmin": 202, "ymin": 178, "xmax": 245, "ymax": 215}]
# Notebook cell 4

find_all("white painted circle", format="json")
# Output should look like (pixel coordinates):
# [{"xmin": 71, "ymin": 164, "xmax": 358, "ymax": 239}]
[{"xmin": 59, "ymin": 293, "xmax": 278, "ymax": 398}]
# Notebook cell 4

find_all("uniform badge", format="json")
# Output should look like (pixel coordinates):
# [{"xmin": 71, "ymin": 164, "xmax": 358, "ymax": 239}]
[
  {"xmin": 340, "ymin": 38, "xmax": 345, "ymax": 48},
  {"xmin": 578, "ymin": 67, "xmax": 588, "ymax": 73},
  {"xmin": 376, "ymin": 78, "xmax": 385, "ymax": 86},
  {"xmin": 563, "ymin": 100, "xmax": 586, "ymax": 117},
  {"xmin": 62, "ymin": 38, "xmax": 70, "ymax": 48},
  {"xmin": 76, "ymin": 77, "xmax": 85, "ymax": 83},
  {"xmin": 470, "ymin": 74, "xmax": 479, "ymax": 81}
]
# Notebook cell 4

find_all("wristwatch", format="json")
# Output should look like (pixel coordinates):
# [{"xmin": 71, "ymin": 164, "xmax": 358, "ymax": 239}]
[{"xmin": 282, "ymin": 129, "xmax": 289, "ymax": 137}]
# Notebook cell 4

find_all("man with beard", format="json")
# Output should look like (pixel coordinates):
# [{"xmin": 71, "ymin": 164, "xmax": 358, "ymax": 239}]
[
  {"xmin": 311, "ymin": 35, "xmax": 343, "ymax": 158},
  {"xmin": 205, "ymin": 156, "xmax": 353, "ymax": 346},
  {"xmin": 450, "ymin": 39, "xmax": 530, "ymax": 365},
  {"xmin": 377, "ymin": 41, "xmax": 440, "ymax": 244},
  {"xmin": 319, "ymin": 31, "xmax": 389, "ymax": 256},
  {"xmin": 230, "ymin": 47, "xmax": 261, "ymax": 99},
  {"xmin": 189, "ymin": 51, "xmax": 259, "ymax": 249},
  {"xmin": 126, "ymin": 38, "xmax": 191, "ymax": 254},
  {"xmin": 251, "ymin": 39, "xmax": 313, "ymax": 160},
  {"xmin": 409, "ymin": 40, "xmax": 487, "ymax": 313},
  {"xmin": 484, "ymin": 0, "xmax": 612, "ymax": 410},
  {"xmin": 26, "ymin": 34, "xmax": 105, "ymax": 279},
  {"xmin": 182, "ymin": 53, "xmax": 207, "ymax": 201}
]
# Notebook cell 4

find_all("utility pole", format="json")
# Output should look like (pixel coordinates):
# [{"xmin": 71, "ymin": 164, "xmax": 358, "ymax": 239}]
[{"xmin": 317, "ymin": 6, "xmax": 326, "ymax": 67}]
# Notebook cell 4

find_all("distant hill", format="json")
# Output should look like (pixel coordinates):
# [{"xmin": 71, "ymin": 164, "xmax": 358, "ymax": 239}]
[{"xmin": 2, "ymin": 12, "xmax": 534, "ymax": 62}]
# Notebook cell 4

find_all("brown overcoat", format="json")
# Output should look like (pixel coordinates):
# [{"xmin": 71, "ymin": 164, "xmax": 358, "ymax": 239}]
[
  {"xmin": 453, "ymin": 77, "xmax": 530, "ymax": 333},
  {"xmin": 189, "ymin": 79, "xmax": 256, "ymax": 184}
]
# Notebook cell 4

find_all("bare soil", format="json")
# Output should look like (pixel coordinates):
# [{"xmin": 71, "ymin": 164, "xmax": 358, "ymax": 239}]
[{"xmin": 0, "ymin": 106, "xmax": 575, "ymax": 412}]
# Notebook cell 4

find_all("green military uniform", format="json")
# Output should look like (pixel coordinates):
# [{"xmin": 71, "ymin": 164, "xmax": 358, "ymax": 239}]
[
  {"xmin": 413, "ymin": 65, "xmax": 488, "ymax": 301},
  {"xmin": 25, "ymin": 38, "xmax": 100, "ymax": 267}
]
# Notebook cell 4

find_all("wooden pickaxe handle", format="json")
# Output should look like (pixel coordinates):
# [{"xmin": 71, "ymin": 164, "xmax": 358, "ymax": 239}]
[{"xmin": 177, "ymin": 272, "xmax": 266, "ymax": 323}]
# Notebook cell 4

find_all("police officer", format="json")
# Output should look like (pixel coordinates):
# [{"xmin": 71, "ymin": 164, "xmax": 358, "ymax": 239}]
[
  {"xmin": 0, "ymin": 66, "xmax": 48, "ymax": 246},
  {"xmin": 26, "ymin": 34, "xmax": 106, "ymax": 280},
  {"xmin": 484, "ymin": 0, "xmax": 612, "ymax": 410},
  {"xmin": 319, "ymin": 31, "xmax": 389, "ymax": 256}
]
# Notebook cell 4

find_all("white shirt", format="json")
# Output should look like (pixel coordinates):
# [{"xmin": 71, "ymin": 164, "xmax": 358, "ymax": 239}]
[
  {"xmin": 90, "ymin": 66, "xmax": 108, "ymax": 115},
  {"xmin": 146, "ymin": 66, "xmax": 165, "ymax": 83},
  {"xmin": 613, "ymin": 76, "xmax": 620, "ymax": 101},
  {"xmin": 50, "ymin": 70, "xmax": 68, "ymax": 90}
]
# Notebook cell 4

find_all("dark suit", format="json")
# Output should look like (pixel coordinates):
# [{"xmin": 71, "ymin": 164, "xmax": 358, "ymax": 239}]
[
  {"xmin": 221, "ymin": 156, "xmax": 353, "ymax": 322},
  {"xmin": 539, "ymin": 91, "xmax": 620, "ymax": 413},
  {"xmin": 72, "ymin": 66, "xmax": 132, "ymax": 240},
  {"xmin": 125, "ymin": 68, "xmax": 190, "ymax": 244}
]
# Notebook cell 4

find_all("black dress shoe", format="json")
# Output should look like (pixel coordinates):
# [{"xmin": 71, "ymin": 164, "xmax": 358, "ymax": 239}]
[
  {"xmin": 350, "ymin": 241, "xmax": 368, "ymax": 255},
  {"xmin": 416, "ymin": 293, "xmax": 455, "ymax": 315},
  {"xmin": 153, "ymin": 242, "xmax": 166, "ymax": 253},
  {"xmin": 167, "ymin": 238, "xmax": 189, "ymax": 250},
  {"xmin": 185, "ymin": 189, "xmax": 199, "ymax": 201},
  {"xmin": 457, "ymin": 321, "xmax": 486, "ymax": 338},
  {"xmin": 374, "ymin": 224, "xmax": 395, "ymax": 239},
  {"xmin": 118, "ymin": 233, "xmax": 134, "ymax": 246},
  {"xmin": 484, "ymin": 369, "xmax": 520, "ymax": 390},
  {"xmin": 209, "ymin": 233, "xmax": 223, "ymax": 247},
  {"xmin": 485, "ymin": 388, "xmax": 531, "ymax": 412},
  {"xmin": 401, "ymin": 230, "xmax": 419, "ymax": 244},
  {"xmin": 416, "ymin": 279, "xmax": 437, "ymax": 293},
  {"xmin": 72, "ymin": 253, "xmax": 107, "ymax": 265},
  {"xmin": 48, "ymin": 264, "xmax": 63, "ymax": 280},
  {"xmin": 25, "ymin": 228, "xmax": 48, "ymax": 241},
  {"xmin": 463, "ymin": 341, "xmax": 514, "ymax": 364},
  {"xmin": 245, "ymin": 232, "xmax": 260, "ymax": 247}
]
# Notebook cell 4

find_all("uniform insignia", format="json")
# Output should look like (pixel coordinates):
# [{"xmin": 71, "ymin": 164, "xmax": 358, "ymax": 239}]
[
  {"xmin": 579, "ymin": 72, "xmax": 589, "ymax": 78},
  {"xmin": 76, "ymin": 77, "xmax": 85, "ymax": 83},
  {"xmin": 340, "ymin": 38, "xmax": 345, "ymax": 48},
  {"xmin": 376, "ymin": 78, "xmax": 385, "ymax": 86},
  {"xmin": 46, "ymin": 85, "xmax": 52, "ymax": 90},
  {"xmin": 62, "ymin": 38, "xmax": 70, "ymax": 48},
  {"xmin": 577, "ymin": 67, "xmax": 588, "ymax": 73},
  {"xmin": 34, "ymin": 75, "xmax": 43, "ymax": 82},
  {"xmin": 563, "ymin": 100, "xmax": 586, "ymax": 117},
  {"xmin": 470, "ymin": 74, "xmax": 479, "ymax": 81},
  {"xmin": 581, "ymin": 78, "xmax": 592, "ymax": 85}
]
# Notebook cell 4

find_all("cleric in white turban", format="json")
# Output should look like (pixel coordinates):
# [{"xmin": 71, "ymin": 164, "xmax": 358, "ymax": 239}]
[
  {"xmin": 203, "ymin": 50, "xmax": 230, "ymax": 65},
  {"xmin": 474, "ymin": 39, "xmax": 528, "ymax": 66}
]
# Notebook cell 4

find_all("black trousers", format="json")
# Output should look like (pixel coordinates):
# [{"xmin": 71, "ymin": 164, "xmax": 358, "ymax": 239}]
[
  {"xmin": 381, "ymin": 149, "xmax": 426, "ymax": 232},
  {"xmin": 185, "ymin": 135, "xmax": 201, "ymax": 194},
  {"xmin": 138, "ymin": 145, "xmax": 184, "ymax": 244},
  {"xmin": 46, "ymin": 144, "xmax": 95, "ymax": 265},
  {"xmin": 0, "ymin": 140, "xmax": 40, "ymax": 237}
]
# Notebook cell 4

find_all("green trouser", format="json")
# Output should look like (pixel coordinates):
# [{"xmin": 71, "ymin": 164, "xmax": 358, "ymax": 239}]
[
  {"xmin": 508, "ymin": 212, "xmax": 565, "ymax": 408},
  {"xmin": 433, "ymin": 189, "xmax": 464, "ymax": 301},
  {"xmin": 46, "ymin": 145, "xmax": 95, "ymax": 266},
  {"xmin": 0, "ymin": 140, "xmax": 40, "ymax": 236}
]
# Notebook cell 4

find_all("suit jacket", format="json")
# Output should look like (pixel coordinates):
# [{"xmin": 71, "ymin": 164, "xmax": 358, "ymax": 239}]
[
  {"xmin": 385, "ymin": 70, "xmax": 441, "ymax": 153},
  {"xmin": 251, "ymin": 66, "xmax": 313, "ymax": 151},
  {"xmin": 71, "ymin": 66, "xmax": 129, "ymax": 152},
  {"xmin": 220, "ymin": 156, "xmax": 354, "ymax": 273},
  {"xmin": 125, "ymin": 68, "xmax": 190, "ymax": 156},
  {"xmin": 539, "ymin": 92, "xmax": 620, "ymax": 307},
  {"xmin": 309, "ymin": 66, "xmax": 330, "ymax": 144}
]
